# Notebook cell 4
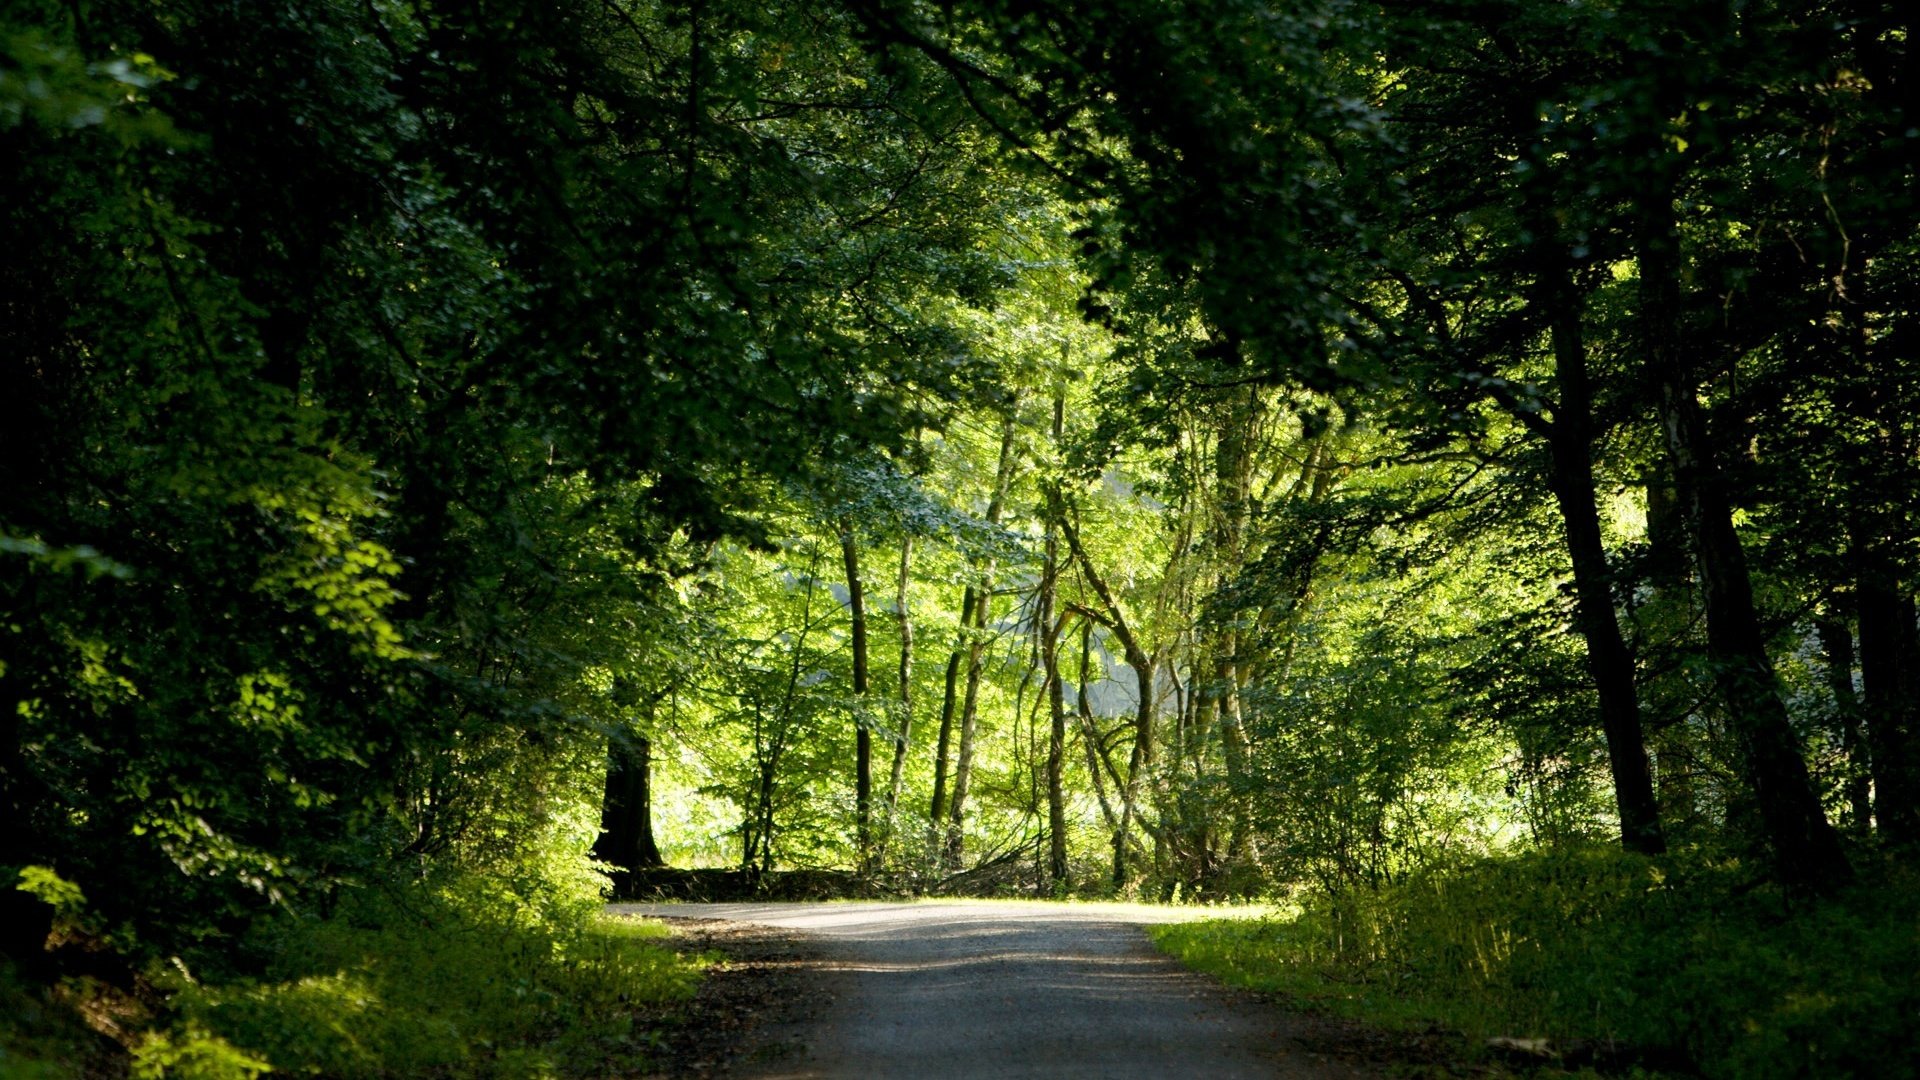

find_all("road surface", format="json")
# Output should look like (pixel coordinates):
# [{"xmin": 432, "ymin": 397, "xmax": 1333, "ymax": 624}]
[{"xmin": 610, "ymin": 901, "xmax": 1375, "ymax": 1079}]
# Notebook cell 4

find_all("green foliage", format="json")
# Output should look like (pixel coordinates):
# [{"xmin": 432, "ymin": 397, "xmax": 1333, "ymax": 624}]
[
  {"xmin": 152, "ymin": 887, "xmax": 705, "ymax": 1079},
  {"xmin": 1156, "ymin": 849, "xmax": 1920, "ymax": 1078},
  {"xmin": 5, "ymin": 0, "xmax": 1915, "ymax": 1070},
  {"xmin": 130, "ymin": 1027, "xmax": 270, "ymax": 1080},
  {"xmin": 13, "ymin": 865, "xmax": 86, "ymax": 918},
  {"xmin": 2, "ymin": 0, "xmax": 1029, "ymax": 967}
]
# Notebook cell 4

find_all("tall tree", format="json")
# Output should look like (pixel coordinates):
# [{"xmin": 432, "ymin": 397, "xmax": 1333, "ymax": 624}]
[
  {"xmin": 1039, "ymin": 391, "xmax": 1071, "ymax": 889},
  {"xmin": 942, "ymin": 405, "xmax": 1021, "ymax": 866},
  {"xmin": 842, "ymin": 523, "xmax": 875, "ymax": 864}
]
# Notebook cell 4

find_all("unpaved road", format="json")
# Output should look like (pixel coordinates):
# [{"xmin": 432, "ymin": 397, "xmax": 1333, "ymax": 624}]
[{"xmin": 610, "ymin": 901, "xmax": 1377, "ymax": 1079}]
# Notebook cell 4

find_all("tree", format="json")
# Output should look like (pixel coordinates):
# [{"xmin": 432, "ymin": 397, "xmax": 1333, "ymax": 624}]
[{"xmin": 0, "ymin": 0, "xmax": 1038, "ymax": 961}]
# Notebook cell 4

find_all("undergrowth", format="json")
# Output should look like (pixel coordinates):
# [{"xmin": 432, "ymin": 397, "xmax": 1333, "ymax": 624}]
[
  {"xmin": 3, "ymin": 876, "xmax": 710, "ymax": 1079},
  {"xmin": 1152, "ymin": 846, "xmax": 1919, "ymax": 1079}
]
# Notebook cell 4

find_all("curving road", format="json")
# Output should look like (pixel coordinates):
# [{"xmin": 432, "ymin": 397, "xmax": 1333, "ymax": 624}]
[{"xmin": 610, "ymin": 901, "xmax": 1376, "ymax": 1079}]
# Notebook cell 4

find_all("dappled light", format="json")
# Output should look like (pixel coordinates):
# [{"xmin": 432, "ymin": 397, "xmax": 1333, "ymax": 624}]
[{"xmin": 3, "ymin": 0, "xmax": 1914, "ymax": 1076}]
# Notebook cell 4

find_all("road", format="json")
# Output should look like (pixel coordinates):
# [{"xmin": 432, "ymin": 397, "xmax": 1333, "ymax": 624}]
[{"xmin": 610, "ymin": 901, "xmax": 1375, "ymax": 1079}]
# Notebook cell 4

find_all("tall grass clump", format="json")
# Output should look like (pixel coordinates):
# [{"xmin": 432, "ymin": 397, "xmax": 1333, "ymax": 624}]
[
  {"xmin": 131, "ymin": 880, "xmax": 708, "ymax": 1079},
  {"xmin": 1154, "ymin": 846, "xmax": 1920, "ymax": 1079}
]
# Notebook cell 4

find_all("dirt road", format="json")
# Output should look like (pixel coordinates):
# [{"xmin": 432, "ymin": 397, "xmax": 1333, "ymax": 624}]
[{"xmin": 610, "ymin": 901, "xmax": 1376, "ymax": 1079}]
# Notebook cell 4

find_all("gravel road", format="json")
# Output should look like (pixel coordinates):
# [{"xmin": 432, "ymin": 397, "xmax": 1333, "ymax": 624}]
[{"xmin": 610, "ymin": 901, "xmax": 1377, "ymax": 1079}]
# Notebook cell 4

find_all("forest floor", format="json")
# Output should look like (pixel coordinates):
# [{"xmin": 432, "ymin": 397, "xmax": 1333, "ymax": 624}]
[{"xmin": 617, "ymin": 901, "xmax": 1516, "ymax": 1079}]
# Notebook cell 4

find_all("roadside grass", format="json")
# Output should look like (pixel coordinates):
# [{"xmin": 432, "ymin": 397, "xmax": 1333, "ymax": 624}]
[
  {"xmin": 5, "ymin": 885, "xmax": 713, "ymax": 1079},
  {"xmin": 1150, "ymin": 847, "xmax": 1920, "ymax": 1079}
]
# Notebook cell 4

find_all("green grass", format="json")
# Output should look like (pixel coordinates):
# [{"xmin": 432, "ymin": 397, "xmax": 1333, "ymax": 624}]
[
  {"xmin": 0, "ymin": 881, "xmax": 715, "ymax": 1080},
  {"xmin": 141, "ymin": 903, "xmax": 710, "ymax": 1079},
  {"xmin": 1152, "ymin": 848, "xmax": 1920, "ymax": 1079}
]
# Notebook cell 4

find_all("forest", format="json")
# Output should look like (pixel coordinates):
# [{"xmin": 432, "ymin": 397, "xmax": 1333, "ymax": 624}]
[{"xmin": 3, "ymin": 0, "xmax": 1916, "ymax": 1076}]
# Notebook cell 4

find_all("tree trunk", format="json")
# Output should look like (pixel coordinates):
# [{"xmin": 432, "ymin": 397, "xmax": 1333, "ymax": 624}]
[
  {"xmin": 945, "ymin": 407, "xmax": 1020, "ymax": 866},
  {"xmin": 1078, "ymin": 621, "xmax": 1120, "ymax": 832},
  {"xmin": 594, "ymin": 733, "xmax": 665, "ymax": 876},
  {"xmin": 1817, "ymin": 605, "xmax": 1874, "ymax": 835},
  {"xmin": 1639, "ymin": 204, "xmax": 1851, "ymax": 890},
  {"xmin": 1856, "ymin": 556, "xmax": 1920, "ymax": 845},
  {"xmin": 1045, "ymin": 636, "xmax": 1069, "ymax": 889},
  {"xmin": 1058, "ymin": 499, "xmax": 1154, "ymax": 889},
  {"xmin": 1041, "ymin": 393, "xmax": 1069, "ymax": 889},
  {"xmin": 887, "ymin": 535, "xmax": 915, "ymax": 822},
  {"xmin": 1212, "ymin": 387, "xmax": 1259, "ymax": 862},
  {"xmin": 841, "ymin": 523, "xmax": 873, "ymax": 864},
  {"xmin": 1114, "ymin": 656, "xmax": 1154, "ymax": 890},
  {"xmin": 929, "ymin": 585, "xmax": 974, "ymax": 825},
  {"xmin": 946, "ymin": 584, "xmax": 991, "ymax": 868},
  {"xmin": 1537, "ymin": 264, "xmax": 1666, "ymax": 855}
]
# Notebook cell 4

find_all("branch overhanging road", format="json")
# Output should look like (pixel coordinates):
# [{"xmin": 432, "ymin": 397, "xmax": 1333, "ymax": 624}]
[{"xmin": 611, "ymin": 900, "xmax": 1377, "ymax": 1079}]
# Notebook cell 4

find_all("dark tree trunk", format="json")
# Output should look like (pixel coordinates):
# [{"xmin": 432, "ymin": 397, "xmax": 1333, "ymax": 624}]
[
  {"xmin": 1536, "ymin": 266, "xmax": 1666, "ymax": 855},
  {"xmin": 1114, "ymin": 656, "xmax": 1155, "ymax": 890},
  {"xmin": 1856, "ymin": 557, "xmax": 1920, "ymax": 846},
  {"xmin": 1212, "ymin": 387, "xmax": 1259, "ymax": 861},
  {"xmin": 1639, "ymin": 205, "xmax": 1851, "ymax": 890},
  {"xmin": 841, "ymin": 524, "xmax": 873, "ymax": 863},
  {"xmin": 1817, "ymin": 606, "xmax": 1874, "ymax": 835},
  {"xmin": 1041, "ymin": 395, "xmax": 1069, "ymax": 889},
  {"xmin": 928, "ymin": 585, "xmax": 974, "ymax": 825},
  {"xmin": 887, "ymin": 536, "xmax": 915, "ymax": 822},
  {"xmin": 945, "ymin": 585, "xmax": 991, "ymax": 867},
  {"xmin": 594, "ymin": 733, "xmax": 665, "ymax": 875},
  {"xmin": 1045, "ymin": 638, "xmax": 1069, "ymax": 889}
]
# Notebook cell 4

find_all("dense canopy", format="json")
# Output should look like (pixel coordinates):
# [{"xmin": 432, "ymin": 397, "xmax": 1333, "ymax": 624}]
[{"xmin": 3, "ymin": 0, "xmax": 1916, "ymax": 1076}]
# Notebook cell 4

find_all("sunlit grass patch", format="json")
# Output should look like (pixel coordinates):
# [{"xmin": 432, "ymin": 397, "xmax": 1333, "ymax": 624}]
[
  {"xmin": 133, "ymin": 891, "xmax": 711, "ymax": 1078},
  {"xmin": 592, "ymin": 913, "xmax": 677, "ymax": 941}
]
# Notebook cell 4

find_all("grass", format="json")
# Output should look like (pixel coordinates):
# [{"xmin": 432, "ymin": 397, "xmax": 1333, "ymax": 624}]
[
  {"xmin": 1151, "ymin": 847, "xmax": 1920, "ymax": 1079},
  {"xmin": 5, "ymin": 885, "xmax": 714, "ymax": 1080}
]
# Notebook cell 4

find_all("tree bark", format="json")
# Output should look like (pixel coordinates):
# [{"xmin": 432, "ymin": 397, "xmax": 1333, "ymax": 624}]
[
  {"xmin": 946, "ymin": 582, "xmax": 991, "ymax": 867},
  {"xmin": 1078, "ymin": 620, "xmax": 1120, "ymax": 832},
  {"xmin": 1856, "ymin": 555, "xmax": 1920, "ymax": 845},
  {"xmin": 841, "ymin": 523, "xmax": 873, "ymax": 864},
  {"xmin": 1211, "ymin": 388, "xmax": 1259, "ymax": 862},
  {"xmin": 594, "ymin": 733, "xmax": 665, "ymax": 875},
  {"xmin": 1639, "ymin": 203, "xmax": 1851, "ymax": 890},
  {"xmin": 1041, "ymin": 393, "xmax": 1069, "ymax": 889},
  {"xmin": 887, "ymin": 535, "xmax": 915, "ymax": 822},
  {"xmin": 929, "ymin": 584, "xmax": 974, "ymax": 825},
  {"xmin": 1536, "ymin": 263, "xmax": 1666, "ymax": 855}
]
